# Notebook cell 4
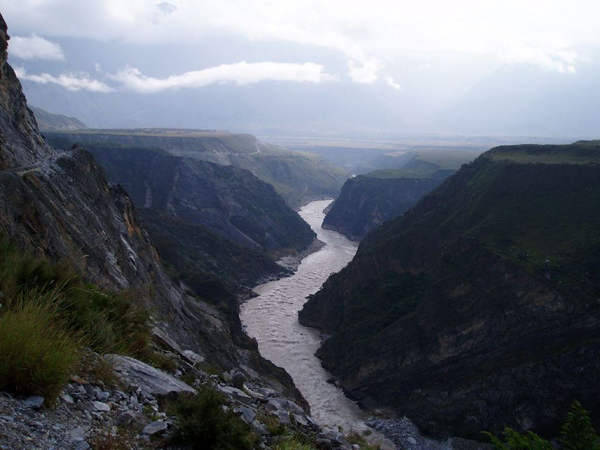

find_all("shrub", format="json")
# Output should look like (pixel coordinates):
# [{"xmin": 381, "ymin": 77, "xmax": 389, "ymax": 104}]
[
  {"xmin": 0, "ymin": 299, "xmax": 80, "ymax": 401},
  {"xmin": 59, "ymin": 285, "xmax": 152, "ymax": 357},
  {"xmin": 0, "ymin": 240, "xmax": 152, "ymax": 358},
  {"xmin": 483, "ymin": 428, "xmax": 552, "ymax": 450},
  {"xmin": 485, "ymin": 401, "xmax": 600, "ymax": 450},
  {"xmin": 169, "ymin": 387, "xmax": 257, "ymax": 450},
  {"xmin": 560, "ymin": 401, "xmax": 600, "ymax": 450}
]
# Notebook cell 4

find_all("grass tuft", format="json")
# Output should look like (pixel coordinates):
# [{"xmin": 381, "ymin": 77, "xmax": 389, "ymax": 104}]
[
  {"xmin": 0, "ymin": 237, "xmax": 153, "ymax": 400},
  {"xmin": 0, "ymin": 299, "xmax": 80, "ymax": 402}
]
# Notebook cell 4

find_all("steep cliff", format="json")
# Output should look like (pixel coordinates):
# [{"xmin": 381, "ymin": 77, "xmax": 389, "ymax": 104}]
[
  {"xmin": 322, "ymin": 170, "xmax": 447, "ymax": 240},
  {"xmin": 0, "ymin": 17, "xmax": 53, "ymax": 170},
  {"xmin": 45, "ymin": 130, "xmax": 350, "ymax": 208},
  {"xmin": 78, "ymin": 144, "xmax": 316, "ymax": 291},
  {"xmin": 84, "ymin": 145, "xmax": 315, "ymax": 254},
  {"xmin": 0, "ymin": 15, "xmax": 302, "ymax": 404},
  {"xmin": 300, "ymin": 142, "xmax": 600, "ymax": 439}
]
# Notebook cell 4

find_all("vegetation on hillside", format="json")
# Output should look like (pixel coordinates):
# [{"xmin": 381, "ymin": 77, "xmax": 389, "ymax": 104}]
[
  {"xmin": 484, "ymin": 401, "xmax": 600, "ymax": 450},
  {"xmin": 168, "ymin": 387, "xmax": 257, "ymax": 450},
  {"xmin": 301, "ymin": 141, "xmax": 600, "ymax": 438},
  {"xmin": 0, "ymin": 237, "xmax": 153, "ymax": 401}
]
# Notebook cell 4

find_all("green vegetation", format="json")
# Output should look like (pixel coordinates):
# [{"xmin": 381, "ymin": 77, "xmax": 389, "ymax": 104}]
[
  {"xmin": 484, "ymin": 428, "xmax": 553, "ymax": 449},
  {"xmin": 0, "ymin": 238, "xmax": 153, "ymax": 400},
  {"xmin": 560, "ymin": 401, "xmax": 600, "ymax": 450},
  {"xmin": 168, "ymin": 387, "xmax": 257, "ymax": 450},
  {"xmin": 302, "ymin": 141, "xmax": 600, "ymax": 438},
  {"xmin": 0, "ymin": 299, "xmax": 81, "ymax": 401},
  {"xmin": 365, "ymin": 169, "xmax": 427, "ymax": 179},
  {"xmin": 272, "ymin": 439, "xmax": 316, "ymax": 450},
  {"xmin": 485, "ymin": 401, "xmax": 600, "ymax": 450},
  {"xmin": 488, "ymin": 142, "xmax": 600, "ymax": 165}
]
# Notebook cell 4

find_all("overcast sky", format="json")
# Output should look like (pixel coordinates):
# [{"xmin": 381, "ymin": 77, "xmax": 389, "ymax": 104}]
[
  {"xmin": 3, "ymin": 0, "xmax": 599, "ymax": 91},
  {"xmin": 2, "ymin": 1, "xmax": 599, "ymax": 136}
]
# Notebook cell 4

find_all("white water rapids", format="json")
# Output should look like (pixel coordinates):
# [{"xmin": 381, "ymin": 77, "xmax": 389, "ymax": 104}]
[{"xmin": 240, "ymin": 199, "xmax": 372, "ymax": 432}]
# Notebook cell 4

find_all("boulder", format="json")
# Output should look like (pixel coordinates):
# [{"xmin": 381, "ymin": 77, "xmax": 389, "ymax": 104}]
[{"xmin": 105, "ymin": 354, "xmax": 195, "ymax": 396}]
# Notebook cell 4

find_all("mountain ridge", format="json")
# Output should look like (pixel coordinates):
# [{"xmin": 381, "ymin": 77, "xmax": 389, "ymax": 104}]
[
  {"xmin": 45, "ymin": 130, "xmax": 350, "ymax": 209},
  {"xmin": 300, "ymin": 141, "xmax": 600, "ymax": 440}
]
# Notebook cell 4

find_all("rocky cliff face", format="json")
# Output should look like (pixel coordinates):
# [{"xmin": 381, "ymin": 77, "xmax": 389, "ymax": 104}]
[
  {"xmin": 323, "ymin": 173, "xmax": 446, "ymax": 240},
  {"xmin": 0, "ymin": 18, "xmax": 52, "ymax": 170},
  {"xmin": 80, "ymin": 144, "xmax": 316, "ymax": 292},
  {"xmin": 300, "ymin": 142, "xmax": 600, "ymax": 440},
  {"xmin": 0, "ymin": 14, "xmax": 303, "ymax": 405},
  {"xmin": 85, "ymin": 145, "xmax": 315, "ymax": 254}
]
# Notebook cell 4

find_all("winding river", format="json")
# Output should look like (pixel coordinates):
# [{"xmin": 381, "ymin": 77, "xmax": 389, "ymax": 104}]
[{"xmin": 240, "ymin": 199, "xmax": 370, "ymax": 432}]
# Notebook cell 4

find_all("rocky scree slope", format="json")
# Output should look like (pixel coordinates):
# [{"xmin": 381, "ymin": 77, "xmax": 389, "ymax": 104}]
[
  {"xmin": 45, "ymin": 130, "xmax": 350, "ymax": 209},
  {"xmin": 0, "ymin": 14, "xmax": 302, "ymax": 406},
  {"xmin": 300, "ymin": 142, "xmax": 600, "ymax": 440},
  {"xmin": 322, "ymin": 170, "xmax": 448, "ymax": 241},
  {"xmin": 0, "ymin": 350, "xmax": 357, "ymax": 450}
]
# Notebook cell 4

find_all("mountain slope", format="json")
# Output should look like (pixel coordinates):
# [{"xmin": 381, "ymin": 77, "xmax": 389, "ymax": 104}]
[
  {"xmin": 322, "ymin": 171, "xmax": 447, "ymax": 240},
  {"xmin": 45, "ymin": 130, "xmax": 350, "ymax": 208},
  {"xmin": 84, "ymin": 145, "xmax": 315, "ymax": 253},
  {"xmin": 0, "ymin": 15, "xmax": 302, "ymax": 403},
  {"xmin": 30, "ymin": 106, "xmax": 88, "ymax": 131},
  {"xmin": 323, "ymin": 147, "xmax": 480, "ymax": 240},
  {"xmin": 300, "ymin": 141, "xmax": 600, "ymax": 439},
  {"xmin": 75, "ymin": 144, "xmax": 315, "ymax": 291}
]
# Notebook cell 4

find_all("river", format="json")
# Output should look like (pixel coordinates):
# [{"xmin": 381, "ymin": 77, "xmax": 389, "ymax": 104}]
[{"xmin": 240, "ymin": 199, "xmax": 371, "ymax": 432}]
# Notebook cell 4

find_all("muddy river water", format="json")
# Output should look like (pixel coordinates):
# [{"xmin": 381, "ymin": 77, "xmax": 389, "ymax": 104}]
[{"xmin": 240, "ymin": 199, "xmax": 374, "ymax": 432}]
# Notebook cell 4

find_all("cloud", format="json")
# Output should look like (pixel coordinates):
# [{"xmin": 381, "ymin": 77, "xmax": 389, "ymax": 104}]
[
  {"xmin": 9, "ymin": 34, "xmax": 64, "ymax": 60},
  {"xmin": 14, "ymin": 67, "xmax": 114, "ymax": 93},
  {"xmin": 386, "ymin": 76, "xmax": 401, "ymax": 90},
  {"xmin": 3, "ymin": 0, "xmax": 596, "ymax": 78},
  {"xmin": 500, "ymin": 46, "xmax": 590, "ymax": 74},
  {"xmin": 14, "ymin": 61, "xmax": 337, "ymax": 94},
  {"xmin": 348, "ymin": 57, "xmax": 380, "ymax": 84},
  {"xmin": 109, "ymin": 62, "xmax": 336, "ymax": 93}
]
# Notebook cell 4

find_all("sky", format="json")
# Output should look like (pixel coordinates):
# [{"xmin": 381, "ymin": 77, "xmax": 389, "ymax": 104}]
[{"xmin": 2, "ymin": 0, "xmax": 600, "ymax": 136}]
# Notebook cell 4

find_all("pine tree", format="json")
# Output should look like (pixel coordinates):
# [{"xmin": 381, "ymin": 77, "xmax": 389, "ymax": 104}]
[{"xmin": 560, "ymin": 401, "xmax": 600, "ymax": 450}]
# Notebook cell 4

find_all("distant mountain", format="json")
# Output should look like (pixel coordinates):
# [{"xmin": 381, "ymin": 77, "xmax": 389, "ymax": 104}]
[
  {"xmin": 322, "ymin": 172, "xmax": 446, "ymax": 241},
  {"xmin": 437, "ymin": 56, "xmax": 600, "ymax": 137},
  {"xmin": 323, "ymin": 148, "xmax": 480, "ymax": 240},
  {"xmin": 78, "ymin": 144, "xmax": 316, "ymax": 292},
  {"xmin": 29, "ymin": 106, "xmax": 88, "ymax": 131},
  {"xmin": 300, "ymin": 141, "xmax": 600, "ymax": 440},
  {"xmin": 45, "ymin": 130, "xmax": 349, "ymax": 208}
]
